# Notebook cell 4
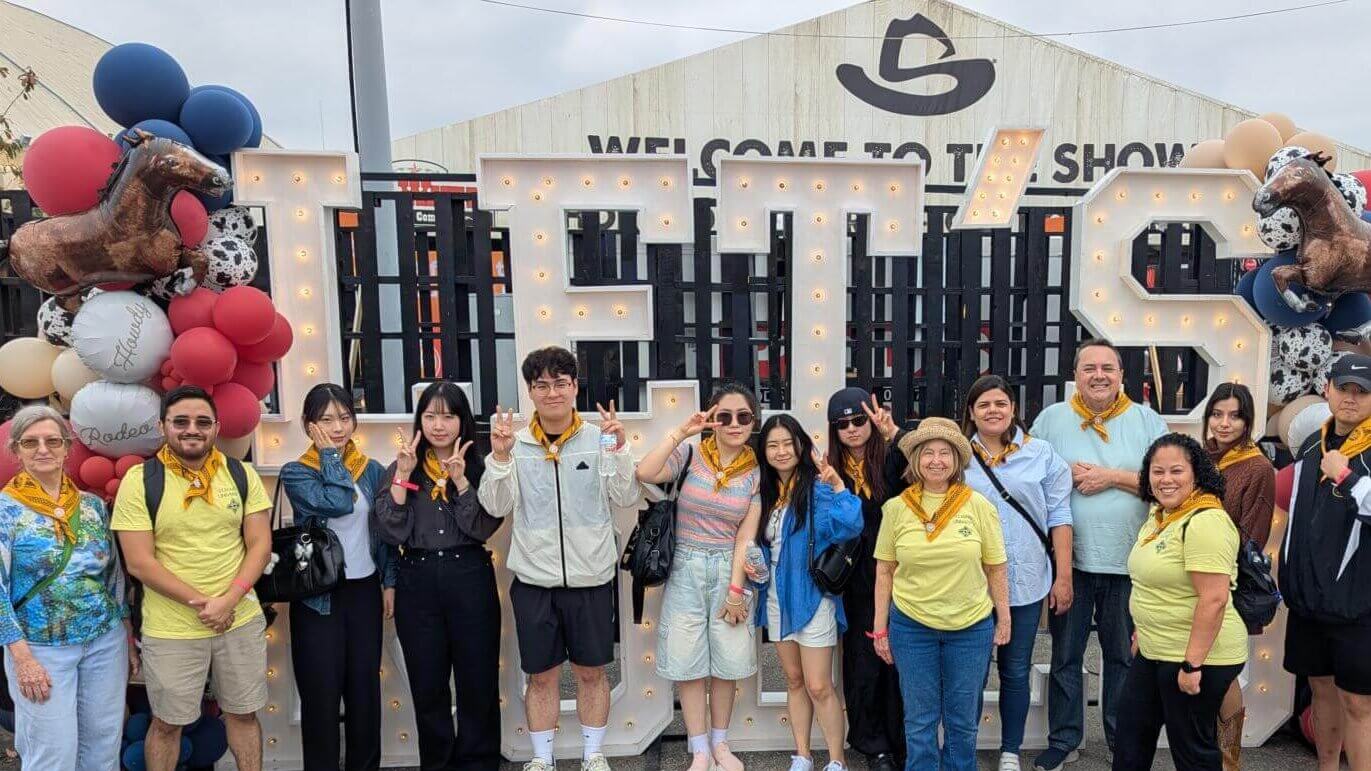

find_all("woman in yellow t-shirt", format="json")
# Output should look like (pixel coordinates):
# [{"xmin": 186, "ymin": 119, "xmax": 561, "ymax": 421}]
[
  {"xmin": 1115, "ymin": 432, "xmax": 1248, "ymax": 771},
  {"xmin": 871, "ymin": 418, "xmax": 1010, "ymax": 771}
]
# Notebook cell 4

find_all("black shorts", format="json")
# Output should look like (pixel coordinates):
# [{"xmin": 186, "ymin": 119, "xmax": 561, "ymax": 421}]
[
  {"xmin": 1284, "ymin": 610, "xmax": 1371, "ymax": 695},
  {"xmin": 509, "ymin": 578, "xmax": 615, "ymax": 674}
]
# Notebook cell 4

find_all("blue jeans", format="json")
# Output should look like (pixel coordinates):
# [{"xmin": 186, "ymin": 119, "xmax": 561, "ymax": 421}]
[
  {"xmin": 1046, "ymin": 569, "xmax": 1133, "ymax": 753},
  {"xmin": 889, "ymin": 607, "xmax": 993, "ymax": 771},
  {"xmin": 3, "ymin": 623, "xmax": 128, "ymax": 771},
  {"xmin": 994, "ymin": 601, "xmax": 1043, "ymax": 754}
]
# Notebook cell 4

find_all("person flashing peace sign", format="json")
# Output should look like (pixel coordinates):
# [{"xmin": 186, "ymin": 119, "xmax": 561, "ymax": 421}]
[{"xmin": 373, "ymin": 381, "xmax": 504, "ymax": 771}]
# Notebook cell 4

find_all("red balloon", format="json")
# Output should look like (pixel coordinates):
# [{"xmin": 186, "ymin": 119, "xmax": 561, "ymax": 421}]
[
  {"xmin": 170, "ymin": 327, "xmax": 237, "ymax": 386},
  {"xmin": 214, "ymin": 382, "xmax": 261, "ymax": 438},
  {"xmin": 168, "ymin": 287, "xmax": 219, "ymax": 335},
  {"xmin": 115, "ymin": 455, "xmax": 143, "ymax": 477},
  {"xmin": 231, "ymin": 360, "xmax": 275, "ymax": 400},
  {"xmin": 160, "ymin": 376, "xmax": 179, "ymax": 392},
  {"xmin": 104, "ymin": 478, "xmax": 121, "ymax": 497},
  {"xmin": 237, "ymin": 313, "xmax": 293, "ymax": 363},
  {"xmin": 79, "ymin": 456, "xmax": 116, "ymax": 489},
  {"xmin": 63, "ymin": 434, "xmax": 94, "ymax": 484},
  {"xmin": 1275, "ymin": 463, "xmax": 1295, "ymax": 511},
  {"xmin": 160, "ymin": 358, "xmax": 175, "ymax": 376},
  {"xmin": 212, "ymin": 286, "xmax": 275, "ymax": 346},
  {"xmin": 22, "ymin": 126, "xmax": 121, "ymax": 215},
  {"xmin": 171, "ymin": 191, "xmax": 209, "ymax": 247}
]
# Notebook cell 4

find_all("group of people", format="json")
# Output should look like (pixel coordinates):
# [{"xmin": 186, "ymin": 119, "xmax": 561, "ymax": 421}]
[{"xmin": 2, "ymin": 340, "xmax": 1370, "ymax": 771}]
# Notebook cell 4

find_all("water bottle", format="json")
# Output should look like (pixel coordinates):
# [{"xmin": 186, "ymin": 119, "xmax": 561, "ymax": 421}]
[
  {"xmin": 745, "ymin": 542, "xmax": 770, "ymax": 585},
  {"xmin": 599, "ymin": 432, "xmax": 618, "ymax": 477}
]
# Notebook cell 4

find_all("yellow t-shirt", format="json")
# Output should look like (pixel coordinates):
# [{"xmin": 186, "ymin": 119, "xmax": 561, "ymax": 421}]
[
  {"xmin": 1127, "ymin": 507, "xmax": 1248, "ymax": 666},
  {"xmin": 875, "ymin": 488, "xmax": 1008, "ymax": 631},
  {"xmin": 111, "ymin": 460, "xmax": 272, "ymax": 639}
]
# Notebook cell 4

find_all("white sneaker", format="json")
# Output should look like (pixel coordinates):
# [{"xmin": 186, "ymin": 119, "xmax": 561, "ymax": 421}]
[
  {"xmin": 822, "ymin": 762, "xmax": 847, "ymax": 771},
  {"xmin": 582, "ymin": 753, "xmax": 612, "ymax": 771},
  {"xmin": 788, "ymin": 756, "xmax": 814, "ymax": 771},
  {"xmin": 999, "ymin": 752, "xmax": 1021, "ymax": 771},
  {"xmin": 523, "ymin": 760, "xmax": 555, "ymax": 771}
]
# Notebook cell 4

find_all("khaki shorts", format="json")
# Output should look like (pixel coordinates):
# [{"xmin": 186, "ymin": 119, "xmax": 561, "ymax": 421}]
[{"xmin": 141, "ymin": 614, "xmax": 268, "ymax": 725}]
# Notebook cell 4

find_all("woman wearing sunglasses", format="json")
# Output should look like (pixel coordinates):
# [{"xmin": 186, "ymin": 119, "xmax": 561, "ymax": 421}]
[
  {"xmin": 824, "ymin": 387, "xmax": 908, "ymax": 771},
  {"xmin": 636, "ymin": 382, "xmax": 763, "ymax": 771}
]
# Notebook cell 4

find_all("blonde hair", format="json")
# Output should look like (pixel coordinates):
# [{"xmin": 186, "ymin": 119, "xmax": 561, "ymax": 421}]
[
  {"xmin": 6, "ymin": 405, "xmax": 71, "ymax": 454},
  {"xmin": 904, "ymin": 438, "xmax": 967, "ymax": 486}
]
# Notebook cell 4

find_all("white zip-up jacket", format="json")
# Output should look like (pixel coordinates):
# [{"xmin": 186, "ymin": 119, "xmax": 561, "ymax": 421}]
[{"xmin": 478, "ymin": 423, "xmax": 640, "ymax": 588}]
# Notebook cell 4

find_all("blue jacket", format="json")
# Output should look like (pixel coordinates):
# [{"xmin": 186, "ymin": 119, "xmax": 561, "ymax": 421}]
[
  {"xmin": 280, "ymin": 450, "xmax": 397, "ymax": 615},
  {"xmin": 753, "ymin": 480, "xmax": 863, "ymax": 639}
]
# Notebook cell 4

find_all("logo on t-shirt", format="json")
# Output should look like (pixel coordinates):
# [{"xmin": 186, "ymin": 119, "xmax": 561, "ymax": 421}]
[{"xmin": 958, "ymin": 525, "xmax": 973, "ymax": 538}]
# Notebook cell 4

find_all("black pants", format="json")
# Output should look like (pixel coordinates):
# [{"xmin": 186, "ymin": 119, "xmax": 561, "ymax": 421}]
[
  {"xmin": 1112, "ymin": 654, "xmax": 1244, "ymax": 771},
  {"xmin": 394, "ymin": 547, "xmax": 502, "ymax": 771},
  {"xmin": 841, "ymin": 557, "xmax": 905, "ymax": 762},
  {"xmin": 290, "ymin": 573, "xmax": 384, "ymax": 771}
]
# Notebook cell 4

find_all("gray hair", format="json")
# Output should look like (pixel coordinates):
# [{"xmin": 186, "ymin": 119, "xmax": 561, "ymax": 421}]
[{"xmin": 6, "ymin": 405, "xmax": 71, "ymax": 454}]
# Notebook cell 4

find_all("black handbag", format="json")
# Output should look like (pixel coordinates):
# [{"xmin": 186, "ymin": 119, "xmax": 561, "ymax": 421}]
[
  {"xmin": 974, "ymin": 452, "xmax": 1055, "ymax": 579},
  {"xmin": 620, "ymin": 446, "xmax": 692, "ymax": 623},
  {"xmin": 808, "ymin": 486, "xmax": 861, "ymax": 595},
  {"xmin": 254, "ymin": 479, "xmax": 347, "ymax": 603}
]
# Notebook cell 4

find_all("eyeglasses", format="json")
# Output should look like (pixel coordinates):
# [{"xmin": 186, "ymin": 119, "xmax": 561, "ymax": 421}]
[
  {"xmin": 18, "ymin": 437, "xmax": 68, "ymax": 452},
  {"xmin": 169, "ymin": 417, "xmax": 217, "ymax": 430},
  {"xmin": 530, "ymin": 380, "xmax": 575, "ymax": 395},
  {"xmin": 833, "ymin": 415, "xmax": 869, "ymax": 431},
  {"xmin": 715, "ymin": 411, "xmax": 754, "ymax": 427}
]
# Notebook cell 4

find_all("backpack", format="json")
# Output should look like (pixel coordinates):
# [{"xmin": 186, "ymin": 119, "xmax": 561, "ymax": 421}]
[{"xmin": 1181, "ymin": 516, "xmax": 1281, "ymax": 633}]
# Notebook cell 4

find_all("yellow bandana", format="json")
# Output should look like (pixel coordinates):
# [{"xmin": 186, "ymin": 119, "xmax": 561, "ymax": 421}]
[
  {"xmin": 1071, "ymin": 391, "xmax": 1132, "ymax": 442},
  {"xmin": 1321, "ymin": 416, "xmax": 1371, "ymax": 481},
  {"xmin": 973, "ymin": 433, "xmax": 1028, "ymax": 468},
  {"xmin": 843, "ymin": 453, "xmax": 872, "ymax": 498},
  {"xmin": 773, "ymin": 475, "xmax": 797, "ymax": 512},
  {"xmin": 699, "ymin": 435, "xmax": 758, "ymax": 491},
  {"xmin": 529, "ymin": 411, "xmax": 584, "ymax": 464},
  {"xmin": 899, "ymin": 482, "xmax": 973, "ymax": 541},
  {"xmin": 2, "ymin": 472, "xmax": 81, "ymax": 542},
  {"xmin": 298, "ymin": 440, "xmax": 369, "ymax": 481},
  {"xmin": 1142, "ymin": 490, "xmax": 1225, "ymax": 545},
  {"xmin": 158, "ymin": 445, "xmax": 223, "ymax": 508},
  {"xmin": 422, "ymin": 450, "xmax": 452, "ymax": 502},
  {"xmin": 1216, "ymin": 442, "xmax": 1262, "ymax": 472}
]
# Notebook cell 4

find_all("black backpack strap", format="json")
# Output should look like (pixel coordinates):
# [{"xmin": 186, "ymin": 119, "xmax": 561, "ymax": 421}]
[
  {"xmin": 225, "ymin": 457, "xmax": 249, "ymax": 509},
  {"xmin": 142, "ymin": 457, "xmax": 165, "ymax": 530}
]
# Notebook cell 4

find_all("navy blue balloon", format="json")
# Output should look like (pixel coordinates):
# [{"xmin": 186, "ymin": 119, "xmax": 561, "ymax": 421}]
[
  {"xmin": 1253, "ymin": 251, "xmax": 1330, "ymax": 327},
  {"xmin": 179, "ymin": 90, "xmax": 253, "ymax": 155},
  {"xmin": 1235, "ymin": 268, "xmax": 1258, "ymax": 310},
  {"xmin": 122, "ymin": 740, "xmax": 146, "ymax": 771},
  {"xmin": 117, "ymin": 119, "xmax": 192, "ymax": 152},
  {"xmin": 93, "ymin": 43, "xmax": 190, "ymax": 128},
  {"xmin": 179, "ymin": 737, "xmax": 193, "ymax": 763},
  {"xmin": 185, "ymin": 717, "xmax": 228, "ymax": 767},
  {"xmin": 1323, "ymin": 291, "xmax": 1371, "ymax": 334},
  {"xmin": 190, "ymin": 85, "xmax": 263, "ymax": 148},
  {"xmin": 1363, "ymin": 210, "xmax": 1371, "ymax": 225},
  {"xmin": 123, "ymin": 712, "xmax": 151, "ymax": 742}
]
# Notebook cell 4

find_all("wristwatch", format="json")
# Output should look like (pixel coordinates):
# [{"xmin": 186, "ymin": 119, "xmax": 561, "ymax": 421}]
[{"xmin": 1179, "ymin": 660, "xmax": 1202, "ymax": 673}]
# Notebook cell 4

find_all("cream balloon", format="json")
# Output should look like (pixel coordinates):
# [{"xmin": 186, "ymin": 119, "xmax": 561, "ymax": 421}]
[
  {"xmin": 1285, "ymin": 131, "xmax": 1338, "ymax": 171},
  {"xmin": 1265, "ymin": 404, "xmax": 1284, "ymax": 439},
  {"xmin": 1277, "ymin": 394, "xmax": 1324, "ymax": 448},
  {"xmin": 50, "ymin": 348, "xmax": 102, "ymax": 403},
  {"xmin": 1287, "ymin": 399, "xmax": 1332, "ymax": 452},
  {"xmin": 215, "ymin": 434, "xmax": 253, "ymax": 460},
  {"xmin": 0, "ymin": 337, "xmax": 61, "ymax": 398},
  {"xmin": 1223, "ymin": 119, "xmax": 1284, "ymax": 180},
  {"xmin": 1179, "ymin": 139, "xmax": 1227, "ymax": 169},
  {"xmin": 1258, "ymin": 113, "xmax": 1298, "ymax": 142}
]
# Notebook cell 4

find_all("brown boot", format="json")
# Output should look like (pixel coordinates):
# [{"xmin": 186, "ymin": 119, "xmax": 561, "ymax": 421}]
[{"xmin": 1218, "ymin": 708, "xmax": 1245, "ymax": 771}]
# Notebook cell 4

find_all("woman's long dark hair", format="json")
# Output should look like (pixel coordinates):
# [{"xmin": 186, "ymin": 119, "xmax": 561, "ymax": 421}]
[
  {"xmin": 1202, "ymin": 382, "xmax": 1256, "ymax": 448},
  {"xmin": 1137, "ymin": 432, "xmax": 1226, "ymax": 505},
  {"xmin": 757, "ymin": 414, "xmax": 817, "ymax": 546},
  {"xmin": 412, "ymin": 381, "xmax": 485, "ymax": 487},
  {"xmin": 960, "ymin": 375, "xmax": 1027, "ymax": 444},
  {"xmin": 826, "ymin": 407, "xmax": 889, "ymax": 502}
]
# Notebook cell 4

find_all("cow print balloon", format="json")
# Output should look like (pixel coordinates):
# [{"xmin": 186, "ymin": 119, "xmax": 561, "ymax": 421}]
[
  {"xmin": 1312, "ymin": 350, "xmax": 1352, "ymax": 395},
  {"xmin": 200, "ymin": 236, "xmax": 259, "ymax": 292},
  {"xmin": 1332, "ymin": 173, "xmax": 1368, "ymax": 213},
  {"xmin": 1265, "ymin": 146, "xmax": 1311, "ymax": 181},
  {"xmin": 36, "ymin": 296, "xmax": 74, "ymax": 347},
  {"xmin": 1258, "ymin": 208, "xmax": 1302, "ymax": 251},
  {"xmin": 205, "ymin": 205, "xmax": 258, "ymax": 243}
]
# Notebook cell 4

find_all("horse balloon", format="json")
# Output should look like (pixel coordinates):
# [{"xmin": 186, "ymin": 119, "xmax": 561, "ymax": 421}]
[
  {"xmin": 2, "ymin": 131, "xmax": 229, "ymax": 311},
  {"xmin": 1253, "ymin": 152, "xmax": 1371, "ymax": 312}
]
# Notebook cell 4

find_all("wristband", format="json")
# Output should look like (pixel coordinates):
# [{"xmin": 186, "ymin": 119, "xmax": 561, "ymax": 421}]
[
  {"xmin": 728, "ymin": 584, "xmax": 744, "ymax": 595},
  {"xmin": 392, "ymin": 479, "xmax": 419, "ymax": 491},
  {"xmin": 865, "ymin": 630, "xmax": 888, "ymax": 640},
  {"xmin": 232, "ymin": 578, "xmax": 252, "ymax": 594},
  {"xmin": 1336, "ymin": 466, "xmax": 1353, "ymax": 485}
]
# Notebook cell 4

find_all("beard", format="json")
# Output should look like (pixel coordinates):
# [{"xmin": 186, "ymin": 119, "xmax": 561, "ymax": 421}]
[{"xmin": 171, "ymin": 437, "xmax": 212, "ymax": 461}]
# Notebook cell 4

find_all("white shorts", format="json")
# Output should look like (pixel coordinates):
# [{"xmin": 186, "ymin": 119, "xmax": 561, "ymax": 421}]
[{"xmin": 767, "ymin": 589, "xmax": 838, "ymax": 648}]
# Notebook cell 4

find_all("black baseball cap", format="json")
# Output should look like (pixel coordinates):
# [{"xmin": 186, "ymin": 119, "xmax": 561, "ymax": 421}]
[
  {"xmin": 1330, "ymin": 353, "xmax": 1371, "ymax": 391},
  {"xmin": 827, "ymin": 387, "xmax": 870, "ymax": 422}
]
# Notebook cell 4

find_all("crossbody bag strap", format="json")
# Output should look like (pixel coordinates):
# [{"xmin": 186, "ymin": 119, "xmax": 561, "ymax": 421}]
[
  {"xmin": 974, "ymin": 452, "xmax": 1052, "ymax": 554},
  {"xmin": 14, "ymin": 536, "xmax": 76, "ymax": 611}
]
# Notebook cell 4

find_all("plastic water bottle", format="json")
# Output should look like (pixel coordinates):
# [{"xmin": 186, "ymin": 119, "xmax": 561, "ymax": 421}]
[
  {"xmin": 745, "ymin": 542, "xmax": 770, "ymax": 585},
  {"xmin": 599, "ymin": 432, "xmax": 617, "ymax": 477}
]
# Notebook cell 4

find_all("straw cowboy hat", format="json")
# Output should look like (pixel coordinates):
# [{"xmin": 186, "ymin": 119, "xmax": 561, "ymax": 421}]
[{"xmin": 897, "ymin": 417, "xmax": 973, "ymax": 471}]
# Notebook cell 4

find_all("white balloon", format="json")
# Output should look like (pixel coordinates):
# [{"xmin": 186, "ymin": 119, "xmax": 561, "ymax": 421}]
[
  {"xmin": 69, "ymin": 381, "xmax": 163, "ymax": 456},
  {"xmin": 1287, "ymin": 400, "xmax": 1332, "ymax": 452},
  {"xmin": 70, "ymin": 291, "xmax": 173, "ymax": 383},
  {"xmin": 206, "ymin": 205, "xmax": 258, "ymax": 243},
  {"xmin": 200, "ymin": 236, "xmax": 259, "ymax": 292}
]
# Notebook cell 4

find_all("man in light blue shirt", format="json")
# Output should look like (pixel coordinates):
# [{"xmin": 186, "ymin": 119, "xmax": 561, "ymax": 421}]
[{"xmin": 1028, "ymin": 339, "xmax": 1168, "ymax": 770}]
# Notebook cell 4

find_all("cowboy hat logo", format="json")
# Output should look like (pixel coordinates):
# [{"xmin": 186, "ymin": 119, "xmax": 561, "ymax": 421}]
[{"xmin": 835, "ymin": 13, "xmax": 996, "ymax": 116}]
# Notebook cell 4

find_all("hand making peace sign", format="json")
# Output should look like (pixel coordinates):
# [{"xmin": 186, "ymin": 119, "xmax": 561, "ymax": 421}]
[
  {"xmin": 596, "ymin": 400, "xmax": 626, "ymax": 450},
  {"xmin": 860, "ymin": 394, "xmax": 899, "ymax": 441},
  {"xmin": 394, "ymin": 429, "xmax": 421, "ymax": 476},
  {"xmin": 814, "ymin": 447, "xmax": 845, "ymax": 492},
  {"xmin": 441, "ymin": 440, "xmax": 475, "ymax": 488},
  {"xmin": 676, "ymin": 404, "xmax": 722, "ymax": 440},
  {"xmin": 490, "ymin": 406, "xmax": 517, "ymax": 460}
]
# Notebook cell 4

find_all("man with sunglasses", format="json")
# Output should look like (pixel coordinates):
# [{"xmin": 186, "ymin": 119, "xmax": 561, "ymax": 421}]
[{"xmin": 113, "ymin": 386, "xmax": 274, "ymax": 771}]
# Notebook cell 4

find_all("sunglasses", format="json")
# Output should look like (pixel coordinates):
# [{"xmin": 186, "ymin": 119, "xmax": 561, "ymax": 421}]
[
  {"xmin": 169, "ymin": 417, "xmax": 217, "ymax": 431},
  {"xmin": 18, "ymin": 437, "xmax": 69, "ymax": 452},
  {"xmin": 833, "ymin": 415, "xmax": 869, "ymax": 431},
  {"xmin": 715, "ymin": 411, "xmax": 755, "ymax": 427}
]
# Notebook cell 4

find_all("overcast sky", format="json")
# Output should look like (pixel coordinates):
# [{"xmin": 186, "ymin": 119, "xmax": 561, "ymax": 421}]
[{"xmin": 12, "ymin": 0, "xmax": 1371, "ymax": 162}]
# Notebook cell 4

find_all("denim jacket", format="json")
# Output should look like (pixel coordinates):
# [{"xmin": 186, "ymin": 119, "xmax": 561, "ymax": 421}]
[
  {"xmin": 753, "ymin": 480, "xmax": 864, "ymax": 638},
  {"xmin": 280, "ymin": 451, "xmax": 397, "ymax": 615}
]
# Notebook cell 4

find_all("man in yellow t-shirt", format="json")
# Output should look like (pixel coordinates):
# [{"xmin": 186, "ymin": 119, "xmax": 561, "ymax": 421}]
[{"xmin": 113, "ymin": 386, "xmax": 273, "ymax": 771}]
